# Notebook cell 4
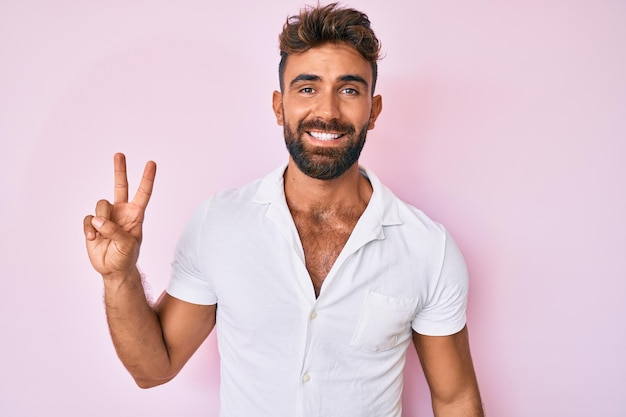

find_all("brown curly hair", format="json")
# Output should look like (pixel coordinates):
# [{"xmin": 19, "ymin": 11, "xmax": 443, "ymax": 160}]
[{"xmin": 278, "ymin": 3, "xmax": 382, "ymax": 94}]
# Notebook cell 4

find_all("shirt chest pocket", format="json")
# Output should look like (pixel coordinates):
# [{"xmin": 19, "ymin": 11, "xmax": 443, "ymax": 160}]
[{"xmin": 350, "ymin": 290, "xmax": 419, "ymax": 352}]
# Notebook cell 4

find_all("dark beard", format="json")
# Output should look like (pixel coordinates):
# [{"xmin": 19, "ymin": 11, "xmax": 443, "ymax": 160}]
[{"xmin": 284, "ymin": 118, "xmax": 368, "ymax": 180}]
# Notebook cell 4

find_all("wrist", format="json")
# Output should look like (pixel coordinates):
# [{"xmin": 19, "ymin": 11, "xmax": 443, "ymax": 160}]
[{"xmin": 101, "ymin": 266, "xmax": 141, "ymax": 284}]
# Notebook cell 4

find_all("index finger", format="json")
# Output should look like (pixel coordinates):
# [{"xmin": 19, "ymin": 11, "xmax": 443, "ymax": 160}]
[
  {"xmin": 131, "ymin": 160, "xmax": 157, "ymax": 209},
  {"xmin": 114, "ymin": 153, "xmax": 129, "ymax": 203}
]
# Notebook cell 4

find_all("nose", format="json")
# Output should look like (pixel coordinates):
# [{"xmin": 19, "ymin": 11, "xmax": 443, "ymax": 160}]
[{"xmin": 314, "ymin": 91, "xmax": 341, "ymax": 121}]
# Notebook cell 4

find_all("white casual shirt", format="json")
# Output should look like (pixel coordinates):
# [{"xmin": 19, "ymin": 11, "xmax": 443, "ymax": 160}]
[{"xmin": 167, "ymin": 165, "xmax": 469, "ymax": 417}]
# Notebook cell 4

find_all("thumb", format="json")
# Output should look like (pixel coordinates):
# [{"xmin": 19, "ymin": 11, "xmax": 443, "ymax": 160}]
[
  {"xmin": 91, "ymin": 216, "xmax": 130, "ymax": 243},
  {"xmin": 91, "ymin": 216, "xmax": 105, "ymax": 230},
  {"xmin": 88, "ymin": 216, "xmax": 140, "ymax": 273}
]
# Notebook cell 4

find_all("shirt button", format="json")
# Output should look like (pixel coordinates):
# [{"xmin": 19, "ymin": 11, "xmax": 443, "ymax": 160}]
[
  {"xmin": 302, "ymin": 374, "xmax": 311, "ymax": 383},
  {"xmin": 310, "ymin": 311, "xmax": 317, "ymax": 320}
]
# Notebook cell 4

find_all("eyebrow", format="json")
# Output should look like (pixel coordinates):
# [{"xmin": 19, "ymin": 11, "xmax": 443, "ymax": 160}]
[
  {"xmin": 289, "ymin": 74, "xmax": 321, "ymax": 87},
  {"xmin": 338, "ymin": 75, "xmax": 369, "ymax": 90},
  {"xmin": 289, "ymin": 74, "xmax": 370, "ymax": 90}
]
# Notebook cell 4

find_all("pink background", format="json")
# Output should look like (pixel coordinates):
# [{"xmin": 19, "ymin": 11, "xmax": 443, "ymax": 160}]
[{"xmin": 1, "ymin": 1, "xmax": 625, "ymax": 416}]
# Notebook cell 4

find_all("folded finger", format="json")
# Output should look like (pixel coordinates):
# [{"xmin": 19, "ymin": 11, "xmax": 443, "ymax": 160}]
[
  {"xmin": 95, "ymin": 199, "xmax": 112, "ymax": 219},
  {"xmin": 90, "ymin": 215, "xmax": 132, "ymax": 248},
  {"xmin": 84, "ymin": 215, "xmax": 96, "ymax": 240}
]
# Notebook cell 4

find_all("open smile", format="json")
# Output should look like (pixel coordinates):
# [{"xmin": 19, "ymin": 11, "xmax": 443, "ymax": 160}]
[{"xmin": 307, "ymin": 131, "xmax": 345, "ymax": 141}]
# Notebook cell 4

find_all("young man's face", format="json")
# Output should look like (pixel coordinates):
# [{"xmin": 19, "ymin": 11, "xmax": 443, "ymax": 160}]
[{"xmin": 273, "ymin": 43, "xmax": 382, "ymax": 180}]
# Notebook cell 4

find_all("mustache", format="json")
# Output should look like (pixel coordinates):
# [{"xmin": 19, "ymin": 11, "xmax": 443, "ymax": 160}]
[{"xmin": 297, "ymin": 119, "xmax": 356, "ymax": 135}]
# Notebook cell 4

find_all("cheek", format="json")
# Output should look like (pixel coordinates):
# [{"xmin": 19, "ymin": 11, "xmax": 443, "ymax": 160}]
[
  {"xmin": 340, "ymin": 101, "xmax": 372, "ymax": 122},
  {"xmin": 282, "ymin": 108, "xmax": 305, "ymax": 128},
  {"xmin": 282, "ymin": 96, "xmax": 314, "ymax": 118}
]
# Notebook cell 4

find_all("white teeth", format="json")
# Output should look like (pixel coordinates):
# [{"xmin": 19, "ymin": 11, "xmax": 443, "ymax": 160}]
[{"xmin": 309, "ymin": 131, "xmax": 342, "ymax": 141}]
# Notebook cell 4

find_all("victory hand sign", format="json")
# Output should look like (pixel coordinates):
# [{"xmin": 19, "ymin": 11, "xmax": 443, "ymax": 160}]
[{"xmin": 84, "ymin": 153, "xmax": 156, "ymax": 277}]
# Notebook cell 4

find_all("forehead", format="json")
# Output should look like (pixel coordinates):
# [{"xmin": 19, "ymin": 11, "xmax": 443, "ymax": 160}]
[{"xmin": 284, "ymin": 43, "xmax": 372, "ymax": 84}]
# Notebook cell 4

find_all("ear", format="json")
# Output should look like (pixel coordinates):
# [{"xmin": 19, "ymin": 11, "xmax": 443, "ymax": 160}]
[
  {"xmin": 272, "ymin": 90, "xmax": 284, "ymax": 126},
  {"xmin": 367, "ymin": 95, "xmax": 383, "ymax": 130}
]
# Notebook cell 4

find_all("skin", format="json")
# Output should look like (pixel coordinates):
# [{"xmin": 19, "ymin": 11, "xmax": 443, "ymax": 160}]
[
  {"xmin": 414, "ymin": 328, "xmax": 484, "ymax": 416},
  {"xmin": 84, "ymin": 42, "xmax": 483, "ymax": 416},
  {"xmin": 84, "ymin": 154, "xmax": 215, "ymax": 388},
  {"xmin": 272, "ymin": 43, "xmax": 382, "ymax": 296}
]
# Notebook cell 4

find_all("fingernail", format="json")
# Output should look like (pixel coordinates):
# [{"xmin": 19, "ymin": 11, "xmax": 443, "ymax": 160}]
[{"xmin": 91, "ymin": 217, "xmax": 104, "ymax": 229}]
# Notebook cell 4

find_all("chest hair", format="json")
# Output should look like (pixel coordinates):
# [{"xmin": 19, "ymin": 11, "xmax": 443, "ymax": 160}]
[{"xmin": 291, "ymin": 207, "xmax": 362, "ymax": 297}]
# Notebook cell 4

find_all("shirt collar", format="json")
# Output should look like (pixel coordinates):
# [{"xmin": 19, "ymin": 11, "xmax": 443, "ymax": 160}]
[
  {"xmin": 252, "ymin": 163, "xmax": 404, "ymax": 228},
  {"xmin": 251, "ymin": 163, "xmax": 288, "ymax": 205}
]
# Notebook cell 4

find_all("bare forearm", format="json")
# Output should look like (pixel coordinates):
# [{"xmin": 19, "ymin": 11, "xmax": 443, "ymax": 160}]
[
  {"xmin": 103, "ymin": 268, "xmax": 172, "ymax": 387},
  {"xmin": 433, "ymin": 391, "xmax": 484, "ymax": 417}
]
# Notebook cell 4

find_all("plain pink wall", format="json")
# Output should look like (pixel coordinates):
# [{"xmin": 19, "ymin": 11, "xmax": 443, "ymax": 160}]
[{"xmin": 1, "ymin": 1, "xmax": 625, "ymax": 416}]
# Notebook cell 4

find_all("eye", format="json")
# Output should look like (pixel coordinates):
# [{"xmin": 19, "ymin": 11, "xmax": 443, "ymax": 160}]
[
  {"xmin": 341, "ymin": 87, "xmax": 359, "ymax": 95},
  {"xmin": 299, "ymin": 87, "xmax": 315, "ymax": 94}
]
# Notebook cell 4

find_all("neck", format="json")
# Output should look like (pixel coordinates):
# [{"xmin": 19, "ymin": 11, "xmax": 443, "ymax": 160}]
[{"xmin": 283, "ymin": 158, "xmax": 372, "ymax": 213}]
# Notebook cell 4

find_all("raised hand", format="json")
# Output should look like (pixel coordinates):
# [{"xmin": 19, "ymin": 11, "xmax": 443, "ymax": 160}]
[{"xmin": 84, "ymin": 153, "xmax": 157, "ymax": 277}]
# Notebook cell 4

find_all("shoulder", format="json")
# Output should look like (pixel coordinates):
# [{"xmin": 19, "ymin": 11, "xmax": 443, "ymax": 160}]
[
  {"xmin": 208, "ymin": 178, "xmax": 263, "ymax": 210},
  {"xmin": 364, "ymin": 166, "xmax": 447, "ymax": 237},
  {"xmin": 363, "ymin": 168, "xmax": 460, "ymax": 270},
  {"xmin": 192, "ymin": 165, "xmax": 285, "ymax": 224}
]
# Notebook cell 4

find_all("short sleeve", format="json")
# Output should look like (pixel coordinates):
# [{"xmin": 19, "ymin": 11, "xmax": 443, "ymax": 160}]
[
  {"xmin": 166, "ymin": 198, "xmax": 218, "ymax": 305},
  {"xmin": 412, "ymin": 230, "xmax": 468, "ymax": 336}
]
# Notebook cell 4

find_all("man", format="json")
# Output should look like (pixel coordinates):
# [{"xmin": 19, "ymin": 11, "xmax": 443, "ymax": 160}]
[{"xmin": 83, "ymin": 3, "xmax": 483, "ymax": 416}]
